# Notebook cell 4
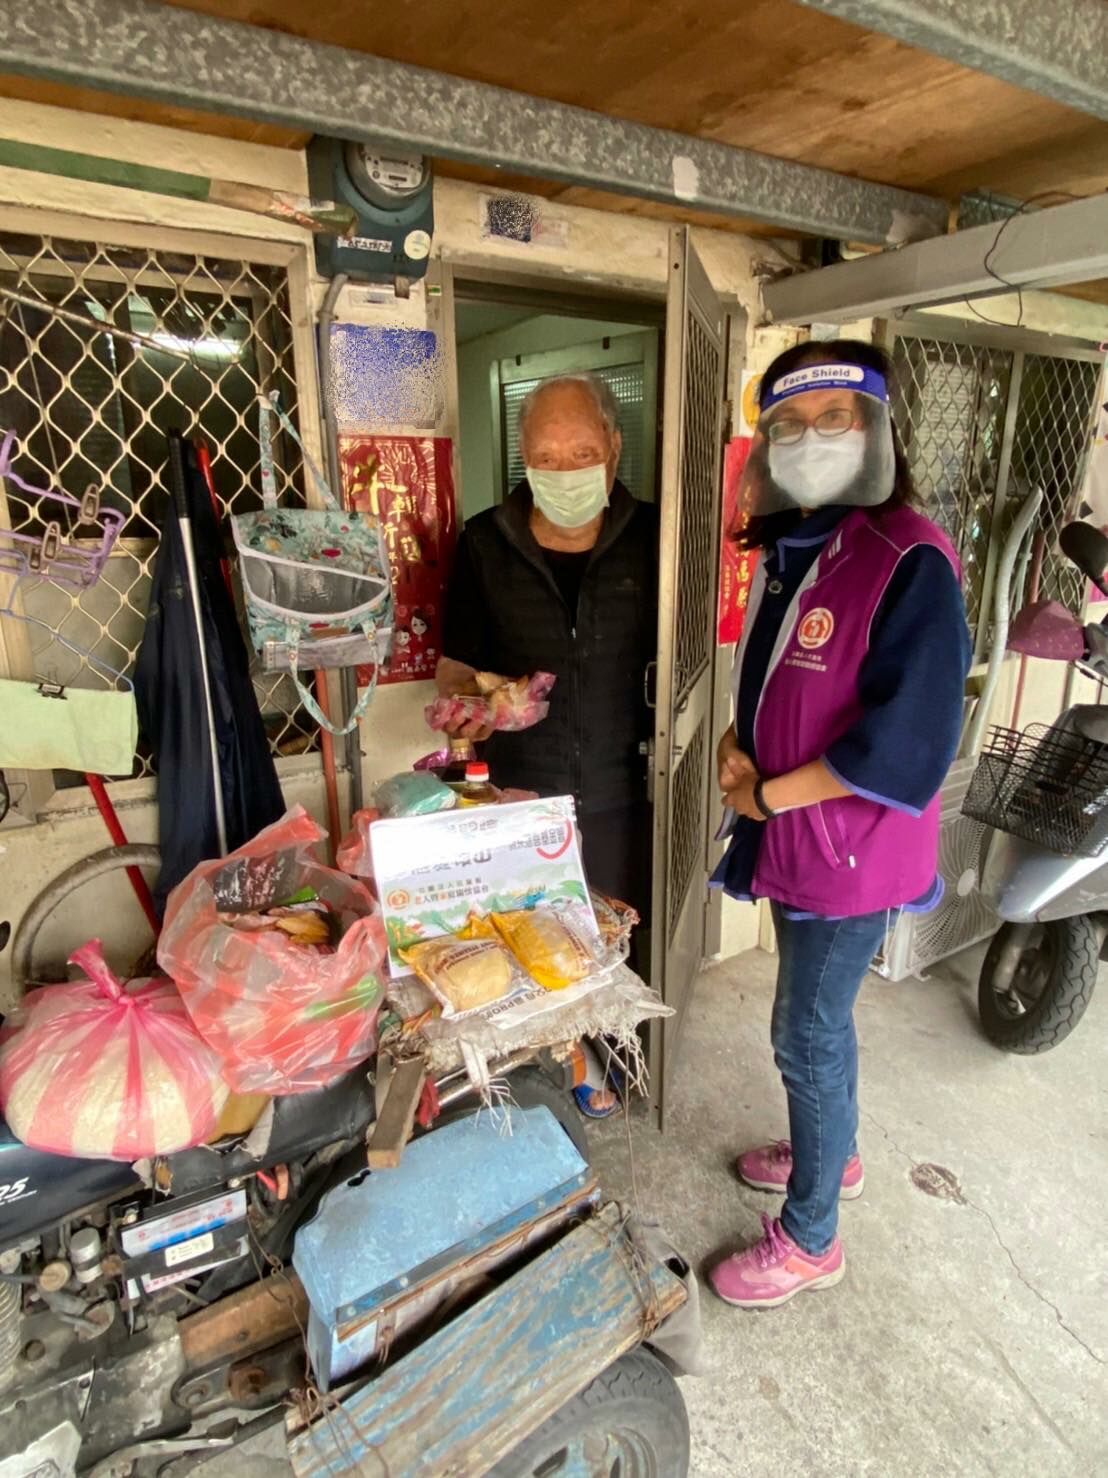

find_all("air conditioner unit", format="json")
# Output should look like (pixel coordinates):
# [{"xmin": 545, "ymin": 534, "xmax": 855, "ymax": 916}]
[{"xmin": 874, "ymin": 758, "xmax": 998, "ymax": 982}]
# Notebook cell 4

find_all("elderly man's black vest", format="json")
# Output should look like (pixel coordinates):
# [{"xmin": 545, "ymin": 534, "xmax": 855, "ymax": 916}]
[{"xmin": 450, "ymin": 481, "xmax": 658, "ymax": 817}]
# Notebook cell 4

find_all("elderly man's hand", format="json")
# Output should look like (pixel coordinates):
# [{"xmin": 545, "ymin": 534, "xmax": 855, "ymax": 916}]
[
  {"xmin": 433, "ymin": 656, "xmax": 495, "ymax": 742},
  {"xmin": 445, "ymin": 715, "xmax": 496, "ymax": 742}
]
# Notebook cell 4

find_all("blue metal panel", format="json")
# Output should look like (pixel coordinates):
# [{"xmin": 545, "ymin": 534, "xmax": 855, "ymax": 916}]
[{"xmin": 293, "ymin": 1106, "xmax": 589, "ymax": 1387}]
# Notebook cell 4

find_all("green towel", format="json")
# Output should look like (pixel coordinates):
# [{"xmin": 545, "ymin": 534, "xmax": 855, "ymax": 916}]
[{"xmin": 0, "ymin": 679, "xmax": 138, "ymax": 775}]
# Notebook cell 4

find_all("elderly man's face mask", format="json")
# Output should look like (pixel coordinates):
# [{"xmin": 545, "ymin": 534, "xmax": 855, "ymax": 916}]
[{"xmin": 523, "ymin": 389, "xmax": 620, "ymax": 529}]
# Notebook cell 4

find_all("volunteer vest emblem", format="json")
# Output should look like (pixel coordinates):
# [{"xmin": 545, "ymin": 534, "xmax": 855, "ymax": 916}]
[{"xmin": 798, "ymin": 607, "xmax": 834, "ymax": 650}]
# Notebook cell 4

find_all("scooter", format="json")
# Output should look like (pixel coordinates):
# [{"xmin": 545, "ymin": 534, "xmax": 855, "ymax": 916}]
[{"xmin": 965, "ymin": 520, "xmax": 1108, "ymax": 1053}]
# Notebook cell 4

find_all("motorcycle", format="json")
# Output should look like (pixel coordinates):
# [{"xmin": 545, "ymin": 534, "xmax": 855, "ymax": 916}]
[
  {"xmin": 965, "ymin": 520, "xmax": 1108, "ymax": 1053},
  {"xmin": 0, "ymin": 850, "xmax": 598, "ymax": 1476}
]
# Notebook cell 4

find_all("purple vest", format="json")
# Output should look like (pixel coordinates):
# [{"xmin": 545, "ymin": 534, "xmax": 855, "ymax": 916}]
[{"xmin": 735, "ymin": 505, "xmax": 961, "ymax": 917}]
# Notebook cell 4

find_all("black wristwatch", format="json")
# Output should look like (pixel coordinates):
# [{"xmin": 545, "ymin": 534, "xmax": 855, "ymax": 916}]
[{"xmin": 753, "ymin": 778, "xmax": 778, "ymax": 821}]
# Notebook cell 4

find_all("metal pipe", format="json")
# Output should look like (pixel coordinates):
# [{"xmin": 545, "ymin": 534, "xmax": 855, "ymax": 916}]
[
  {"xmin": 0, "ymin": 285, "xmax": 199, "ymax": 365},
  {"xmin": 966, "ymin": 487, "xmax": 1043, "ymax": 756},
  {"xmin": 317, "ymin": 272, "xmax": 364, "ymax": 818},
  {"xmin": 1011, "ymin": 529, "xmax": 1047, "ymax": 729},
  {"xmin": 312, "ymin": 672, "xmax": 342, "ymax": 862},
  {"xmin": 764, "ymin": 194, "xmax": 1108, "ymax": 325},
  {"xmin": 0, "ymin": 0, "xmax": 949, "ymax": 246}
]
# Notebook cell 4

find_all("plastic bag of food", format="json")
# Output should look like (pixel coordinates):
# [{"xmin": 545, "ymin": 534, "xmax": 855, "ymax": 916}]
[
  {"xmin": 491, "ymin": 908, "xmax": 600, "ymax": 991},
  {"xmin": 374, "ymin": 771, "xmax": 456, "ymax": 817},
  {"xmin": 400, "ymin": 933, "xmax": 515, "ymax": 1016},
  {"xmin": 589, "ymin": 890, "xmax": 640, "ymax": 967},
  {"xmin": 158, "ymin": 806, "xmax": 386, "ymax": 1095},
  {"xmin": 0, "ymin": 940, "xmax": 228, "ymax": 1160},
  {"xmin": 424, "ymin": 671, "xmax": 556, "ymax": 735}
]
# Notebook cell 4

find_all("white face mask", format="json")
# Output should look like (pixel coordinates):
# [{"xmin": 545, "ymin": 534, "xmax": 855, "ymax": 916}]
[
  {"xmin": 526, "ymin": 463, "xmax": 610, "ymax": 528},
  {"xmin": 768, "ymin": 429, "xmax": 867, "ymax": 509}
]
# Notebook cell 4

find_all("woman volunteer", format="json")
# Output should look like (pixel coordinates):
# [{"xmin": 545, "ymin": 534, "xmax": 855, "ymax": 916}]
[{"xmin": 709, "ymin": 340, "xmax": 971, "ymax": 1310}]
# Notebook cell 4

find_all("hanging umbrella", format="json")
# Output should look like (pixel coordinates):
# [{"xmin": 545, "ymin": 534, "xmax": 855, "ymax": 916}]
[{"xmin": 135, "ymin": 431, "xmax": 284, "ymax": 908}]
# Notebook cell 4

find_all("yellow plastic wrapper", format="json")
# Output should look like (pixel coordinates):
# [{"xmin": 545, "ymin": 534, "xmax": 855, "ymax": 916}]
[
  {"xmin": 400, "ymin": 935, "xmax": 514, "ymax": 1016},
  {"xmin": 491, "ymin": 908, "xmax": 598, "ymax": 991},
  {"xmin": 456, "ymin": 911, "xmax": 498, "ymax": 941}
]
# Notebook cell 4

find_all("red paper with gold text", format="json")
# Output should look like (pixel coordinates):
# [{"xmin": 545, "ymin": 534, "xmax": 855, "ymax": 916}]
[
  {"xmin": 340, "ymin": 435, "xmax": 457, "ymax": 685},
  {"xmin": 718, "ymin": 437, "xmax": 759, "ymax": 645}
]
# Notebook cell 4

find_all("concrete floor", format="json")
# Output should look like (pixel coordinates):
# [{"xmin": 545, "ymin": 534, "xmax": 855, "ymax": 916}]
[
  {"xmin": 588, "ymin": 946, "xmax": 1108, "ymax": 1477},
  {"xmin": 218, "ymin": 944, "xmax": 1107, "ymax": 1476}
]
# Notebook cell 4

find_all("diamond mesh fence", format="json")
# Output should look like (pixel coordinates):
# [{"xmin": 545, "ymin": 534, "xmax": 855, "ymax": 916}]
[
  {"xmin": 673, "ymin": 306, "xmax": 721, "ymax": 709},
  {"xmin": 1009, "ymin": 353, "xmax": 1102, "ymax": 611},
  {"xmin": 0, "ymin": 230, "xmax": 318, "ymax": 786},
  {"xmin": 890, "ymin": 333, "xmax": 1011, "ymax": 643},
  {"xmin": 890, "ymin": 328, "xmax": 1101, "ymax": 651}
]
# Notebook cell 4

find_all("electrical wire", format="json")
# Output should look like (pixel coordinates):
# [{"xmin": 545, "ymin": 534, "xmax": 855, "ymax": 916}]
[{"xmin": 962, "ymin": 189, "xmax": 1105, "ymax": 329}]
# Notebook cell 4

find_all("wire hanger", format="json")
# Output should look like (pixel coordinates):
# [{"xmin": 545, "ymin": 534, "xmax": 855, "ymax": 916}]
[
  {"xmin": 0, "ymin": 430, "xmax": 124, "ymax": 588},
  {"xmin": 0, "ymin": 574, "xmax": 133, "ymax": 692}
]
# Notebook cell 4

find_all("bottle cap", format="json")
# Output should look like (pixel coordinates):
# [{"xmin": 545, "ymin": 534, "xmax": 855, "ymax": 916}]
[{"xmin": 465, "ymin": 762, "xmax": 489, "ymax": 781}]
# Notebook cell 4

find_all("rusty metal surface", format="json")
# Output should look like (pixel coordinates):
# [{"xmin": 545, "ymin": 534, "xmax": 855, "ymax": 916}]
[
  {"xmin": 179, "ymin": 1273, "xmax": 308, "ymax": 1371},
  {"xmin": 0, "ymin": 0, "xmax": 948, "ymax": 244},
  {"xmin": 287, "ymin": 1204, "xmax": 686, "ymax": 1477}
]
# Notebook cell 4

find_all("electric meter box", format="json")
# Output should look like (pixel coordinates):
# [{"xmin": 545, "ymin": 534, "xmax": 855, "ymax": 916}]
[{"xmin": 307, "ymin": 136, "xmax": 435, "ymax": 286}]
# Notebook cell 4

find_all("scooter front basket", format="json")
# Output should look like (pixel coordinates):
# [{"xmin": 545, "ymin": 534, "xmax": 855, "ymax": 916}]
[{"xmin": 963, "ymin": 722, "xmax": 1108, "ymax": 858}]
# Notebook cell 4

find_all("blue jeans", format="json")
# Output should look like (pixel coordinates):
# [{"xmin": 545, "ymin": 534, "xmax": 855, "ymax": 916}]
[{"xmin": 770, "ymin": 904, "xmax": 889, "ymax": 1255}]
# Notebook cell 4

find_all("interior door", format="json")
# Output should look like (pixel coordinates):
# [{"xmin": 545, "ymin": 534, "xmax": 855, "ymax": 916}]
[{"xmin": 650, "ymin": 228, "xmax": 727, "ymax": 1127}]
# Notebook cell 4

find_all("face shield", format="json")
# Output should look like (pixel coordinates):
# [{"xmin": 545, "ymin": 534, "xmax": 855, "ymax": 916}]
[{"xmin": 739, "ymin": 362, "xmax": 896, "ymax": 518}]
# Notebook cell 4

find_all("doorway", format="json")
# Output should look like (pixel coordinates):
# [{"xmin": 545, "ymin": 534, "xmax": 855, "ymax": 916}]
[
  {"xmin": 453, "ymin": 283, "xmax": 664, "ymax": 518},
  {"xmin": 447, "ymin": 250, "xmax": 731, "ymax": 1128}
]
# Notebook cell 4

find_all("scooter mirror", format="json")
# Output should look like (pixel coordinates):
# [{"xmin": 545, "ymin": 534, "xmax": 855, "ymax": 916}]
[{"xmin": 1059, "ymin": 522, "xmax": 1108, "ymax": 596}]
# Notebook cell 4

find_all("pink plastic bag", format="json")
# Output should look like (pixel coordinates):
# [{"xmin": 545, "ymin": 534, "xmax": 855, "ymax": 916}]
[
  {"xmin": 0, "ymin": 941, "xmax": 229, "ymax": 1161},
  {"xmin": 424, "ymin": 671, "xmax": 555, "ymax": 734},
  {"xmin": 336, "ymin": 807, "xmax": 381, "ymax": 881},
  {"xmin": 158, "ymin": 807, "xmax": 386, "ymax": 1096}
]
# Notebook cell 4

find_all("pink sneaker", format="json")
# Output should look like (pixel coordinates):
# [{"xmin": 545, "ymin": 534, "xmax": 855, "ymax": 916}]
[
  {"xmin": 710, "ymin": 1215, "xmax": 845, "ymax": 1308},
  {"xmin": 736, "ymin": 1140, "xmax": 865, "ymax": 1200}
]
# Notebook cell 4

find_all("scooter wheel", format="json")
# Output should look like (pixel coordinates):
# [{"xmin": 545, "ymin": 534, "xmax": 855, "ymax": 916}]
[
  {"xmin": 488, "ymin": 1346, "xmax": 689, "ymax": 1477},
  {"xmin": 978, "ymin": 917, "xmax": 1099, "ymax": 1054}
]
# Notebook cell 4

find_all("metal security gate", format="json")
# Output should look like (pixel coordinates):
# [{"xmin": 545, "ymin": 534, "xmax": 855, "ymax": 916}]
[
  {"xmin": 0, "ymin": 222, "xmax": 316, "ymax": 812},
  {"xmin": 650, "ymin": 229, "xmax": 726, "ymax": 1126},
  {"xmin": 883, "ymin": 317, "xmax": 1103, "ymax": 660}
]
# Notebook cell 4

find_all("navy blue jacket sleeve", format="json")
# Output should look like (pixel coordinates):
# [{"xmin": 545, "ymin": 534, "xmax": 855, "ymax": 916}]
[{"xmin": 824, "ymin": 545, "xmax": 972, "ymax": 814}]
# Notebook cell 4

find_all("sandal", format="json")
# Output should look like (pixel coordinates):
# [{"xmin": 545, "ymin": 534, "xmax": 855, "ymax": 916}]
[{"xmin": 573, "ymin": 1063, "xmax": 625, "ymax": 1120}]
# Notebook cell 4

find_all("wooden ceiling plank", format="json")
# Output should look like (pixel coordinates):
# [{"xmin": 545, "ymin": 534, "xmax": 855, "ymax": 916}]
[{"xmin": 791, "ymin": 0, "xmax": 1108, "ymax": 120}]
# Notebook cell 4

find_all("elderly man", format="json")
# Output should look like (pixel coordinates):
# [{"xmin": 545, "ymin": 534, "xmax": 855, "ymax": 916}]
[{"xmin": 438, "ymin": 373, "xmax": 657, "ymax": 1028}]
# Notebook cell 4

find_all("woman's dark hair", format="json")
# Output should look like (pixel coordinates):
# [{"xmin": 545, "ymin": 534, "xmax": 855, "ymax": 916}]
[{"xmin": 736, "ymin": 337, "xmax": 916, "ymax": 550}]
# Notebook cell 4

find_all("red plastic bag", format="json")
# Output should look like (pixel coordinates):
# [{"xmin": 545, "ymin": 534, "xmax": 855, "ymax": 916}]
[
  {"xmin": 158, "ymin": 807, "xmax": 386, "ymax": 1095},
  {"xmin": 336, "ymin": 807, "xmax": 381, "ymax": 881},
  {"xmin": 0, "ymin": 941, "xmax": 229, "ymax": 1160}
]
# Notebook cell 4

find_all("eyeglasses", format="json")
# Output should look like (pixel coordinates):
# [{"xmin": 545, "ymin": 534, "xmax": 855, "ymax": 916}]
[{"xmin": 764, "ymin": 408, "xmax": 856, "ymax": 445}]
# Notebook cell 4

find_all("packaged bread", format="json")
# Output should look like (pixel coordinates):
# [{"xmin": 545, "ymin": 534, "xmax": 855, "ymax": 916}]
[
  {"xmin": 456, "ymin": 910, "xmax": 498, "ymax": 941},
  {"xmin": 491, "ymin": 908, "xmax": 598, "ymax": 991},
  {"xmin": 400, "ymin": 934, "xmax": 514, "ymax": 1015}
]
